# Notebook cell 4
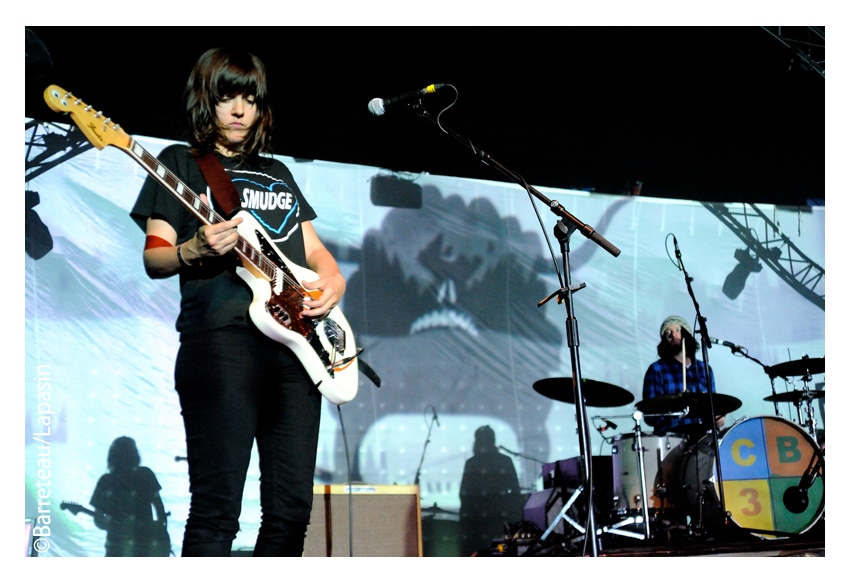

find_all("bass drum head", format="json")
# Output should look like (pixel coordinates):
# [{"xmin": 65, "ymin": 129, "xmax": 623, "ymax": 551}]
[{"xmin": 679, "ymin": 416, "xmax": 824, "ymax": 537}]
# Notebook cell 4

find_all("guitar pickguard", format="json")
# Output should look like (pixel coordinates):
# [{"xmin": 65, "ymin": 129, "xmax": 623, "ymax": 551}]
[{"xmin": 254, "ymin": 229, "xmax": 335, "ymax": 373}]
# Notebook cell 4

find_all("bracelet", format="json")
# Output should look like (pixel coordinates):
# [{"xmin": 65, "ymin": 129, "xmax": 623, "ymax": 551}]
[{"xmin": 176, "ymin": 242, "xmax": 193, "ymax": 268}]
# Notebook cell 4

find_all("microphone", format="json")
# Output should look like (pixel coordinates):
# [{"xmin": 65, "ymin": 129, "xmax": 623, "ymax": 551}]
[
  {"xmin": 673, "ymin": 235, "xmax": 682, "ymax": 268},
  {"xmin": 710, "ymin": 337, "xmax": 744, "ymax": 352},
  {"xmin": 368, "ymin": 84, "xmax": 446, "ymax": 116},
  {"xmin": 783, "ymin": 450, "xmax": 823, "ymax": 513},
  {"xmin": 601, "ymin": 419, "xmax": 618, "ymax": 430}
]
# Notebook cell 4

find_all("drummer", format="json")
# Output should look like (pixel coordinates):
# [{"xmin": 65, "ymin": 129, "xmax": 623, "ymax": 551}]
[{"xmin": 642, "ymin": 316, "xmax": 724, "ymax": 436}]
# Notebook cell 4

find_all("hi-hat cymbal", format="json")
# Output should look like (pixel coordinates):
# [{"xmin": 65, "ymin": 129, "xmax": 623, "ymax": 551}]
[
  {"xmin": 636, "ymin": 393, "xmax": 742, "ymax": 416},
  {"xmin": 764, "ymin": 390, "xmax": 825, "ymax": 403},
  {"xmin": 532, "ymin": 378, "xmax": 634, "ymax": 407},
  {"xmin": 765, "ymin": 357, "xmax": 824, "ymax": 378}
]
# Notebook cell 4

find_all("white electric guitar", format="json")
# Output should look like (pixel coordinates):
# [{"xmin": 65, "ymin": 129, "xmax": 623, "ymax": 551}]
[{"xmin": 44, "ymin": 85, "xmax": 358, "ymax": 405}]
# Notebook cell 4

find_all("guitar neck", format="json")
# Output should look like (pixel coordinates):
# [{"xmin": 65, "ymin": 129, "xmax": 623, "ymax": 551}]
[
  {"xmin": 60, "ymin": 502, "xmax": 96, "ymax": 517},
  {"xmin": 122, "ymin": 139, "xmax": 223, "ymax": 228},
  {"xmin": 120, "ymin": 139, "xmax": 276, "ymax": 282}
]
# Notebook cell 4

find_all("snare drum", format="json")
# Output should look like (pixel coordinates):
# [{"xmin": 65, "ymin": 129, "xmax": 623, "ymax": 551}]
[
  {"xmin": 611, "ymin": 433, "xmax": 684, "ymax": 513},
  {"xmin": 679, "ymin": 416, "xmax": 825, "ymax": 536}
]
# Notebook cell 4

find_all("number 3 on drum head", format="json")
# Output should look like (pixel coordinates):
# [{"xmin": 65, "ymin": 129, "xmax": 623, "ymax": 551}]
[
  {"xmin": 724, "ymin": 479, "xmax": 773, "ymax": 530},
  {"xmin": 739, "ymin": 487, "xmax": 762, "ymax": 517}
]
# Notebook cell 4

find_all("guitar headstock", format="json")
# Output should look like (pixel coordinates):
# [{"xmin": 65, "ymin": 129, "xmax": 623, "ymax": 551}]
[
  {"xmin": 59, "ymin": 500, "xmax": 84, "ymax": 515},
  {"xmin": 43, "ymin": 85, "xmax": 131, "ymax": 151}
]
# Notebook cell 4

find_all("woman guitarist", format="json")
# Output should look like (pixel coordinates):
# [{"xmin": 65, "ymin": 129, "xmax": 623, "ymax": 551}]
[{"xmin": 130, "ymin": 47, "xmax": 346, "ymax": 557}]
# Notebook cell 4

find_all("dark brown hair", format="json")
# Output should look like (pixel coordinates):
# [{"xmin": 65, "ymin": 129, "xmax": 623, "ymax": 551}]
[{"xmin": 183, "ymin": 48, "xmax": 273, "ymax": 163}]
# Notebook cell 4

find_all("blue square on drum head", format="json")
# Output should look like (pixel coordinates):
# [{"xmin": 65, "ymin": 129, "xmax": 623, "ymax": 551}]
[{"xmin": 719, "ymin": 418, "xmax": 770, "ymax": 481}]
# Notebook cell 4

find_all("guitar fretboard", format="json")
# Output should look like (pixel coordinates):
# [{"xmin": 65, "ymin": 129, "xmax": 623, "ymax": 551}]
[{"xmin": 125, "ymin": 138, "xmax": 301, "ymax": 291}]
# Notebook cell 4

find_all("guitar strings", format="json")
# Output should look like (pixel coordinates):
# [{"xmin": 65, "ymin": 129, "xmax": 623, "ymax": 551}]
[{"xmin": 133, "ymin": 141, "xmax": 311, "ymax": 300}]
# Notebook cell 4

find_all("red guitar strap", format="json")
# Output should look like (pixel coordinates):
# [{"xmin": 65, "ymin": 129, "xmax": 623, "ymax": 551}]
[{"xmin": 195, "ymin": 152, "xmax": 242, "ymax": 216}]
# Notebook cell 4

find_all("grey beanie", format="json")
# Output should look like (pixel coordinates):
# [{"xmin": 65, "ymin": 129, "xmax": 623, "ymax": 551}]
[{"xmin": 660, "ymin": 315, "xmax": 692, "ymax": 337}]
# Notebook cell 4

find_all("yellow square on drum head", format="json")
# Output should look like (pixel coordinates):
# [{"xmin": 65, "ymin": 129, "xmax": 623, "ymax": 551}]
[{"xmin": 722, "ymin": 478, "xmax": 774, "ymax": 532}]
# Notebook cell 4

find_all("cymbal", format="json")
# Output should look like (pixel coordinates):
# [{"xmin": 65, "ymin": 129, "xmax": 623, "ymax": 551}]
[
  {"xmin": 532, "ymin": 378, "xmax": 634, "ymax": 407},
  {"xmin": 764, "ymin": 390, "xmax": 825, "ymax": 403},
  {"xmin": 636, "ymin": 393, "xmax": 742, "ymax": 416},
  {"xmin": 766, "ymin": 356, "xmax": 824, "ymax": 378}
]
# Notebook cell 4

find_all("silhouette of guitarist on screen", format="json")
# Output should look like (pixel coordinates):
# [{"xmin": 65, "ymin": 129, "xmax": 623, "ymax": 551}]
[{"xmin": 89, "ymin": 436, "xmax": 171, "ymax": 557}]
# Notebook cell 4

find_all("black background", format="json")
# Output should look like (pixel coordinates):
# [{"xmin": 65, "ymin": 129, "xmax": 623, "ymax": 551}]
[{"xmin": 25, "ymin": 26, "xmax": 824, "ymax": 207}]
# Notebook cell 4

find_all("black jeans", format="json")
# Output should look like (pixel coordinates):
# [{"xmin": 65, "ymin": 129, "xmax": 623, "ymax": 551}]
[{"xmin": 174, "ymin": 324, "xmax": 322, "ymax": 556}]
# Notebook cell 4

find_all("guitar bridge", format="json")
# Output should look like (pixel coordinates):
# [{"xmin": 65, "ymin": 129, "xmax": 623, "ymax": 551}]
[{"xmin": 324, "ymin": 317, "xmax": 346, "ymax": 354}]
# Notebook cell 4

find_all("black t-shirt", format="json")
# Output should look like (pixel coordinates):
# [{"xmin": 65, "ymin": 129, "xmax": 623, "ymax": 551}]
[{"xmin": 130, "ymin": 145, "xmax": 317, "ymax": 337}]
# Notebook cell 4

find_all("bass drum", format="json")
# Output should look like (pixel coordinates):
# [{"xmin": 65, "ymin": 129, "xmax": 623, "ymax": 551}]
[{"xmin": 678, "ymin": 416, "xmax": 824, "ymax": 536}]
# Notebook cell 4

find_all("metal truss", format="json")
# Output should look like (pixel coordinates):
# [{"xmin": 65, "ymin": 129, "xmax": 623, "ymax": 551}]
[
  {"xmin": 761, "ymin": 26, "xmax": 825, "ymax": 77},
  {"xmin": 25, "ymin": 119, "xmax": 94, "ymax": 183},
  {"xmin": 702, "ymin": 202, "xmax": 824, "ymax": 311}
]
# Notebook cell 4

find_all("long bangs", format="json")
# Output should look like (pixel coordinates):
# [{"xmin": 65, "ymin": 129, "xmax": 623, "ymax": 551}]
[{"xmin": 208, "ymin": 51, "xmax": 267, "ymax": 105}]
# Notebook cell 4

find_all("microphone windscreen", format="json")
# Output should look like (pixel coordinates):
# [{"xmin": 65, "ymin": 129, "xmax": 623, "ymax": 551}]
[{"xmin": 367, "ymin": 98, "xmax": 386, "ymax": 116}]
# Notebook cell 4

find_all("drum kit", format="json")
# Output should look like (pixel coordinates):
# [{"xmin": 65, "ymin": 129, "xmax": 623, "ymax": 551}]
[{"xmin": 532, "ymin": 355, "xmax": 825, "ymax": 544}]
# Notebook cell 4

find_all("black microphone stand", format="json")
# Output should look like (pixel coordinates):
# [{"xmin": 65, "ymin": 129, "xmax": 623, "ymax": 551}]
[
  {"xmin": 549, "ymin": 221, "xmax": 598, "ymax": 553},
  {"xmin": 414, "ymin": 410, "xmax": 438, "ymax": 487},
  {"xmin": 674, "ymin": 239, "xmax": 729, "ymax": 536},
  {"xmin": 406, "ymin": 102, "xmax": 621, "ymax": 556}
]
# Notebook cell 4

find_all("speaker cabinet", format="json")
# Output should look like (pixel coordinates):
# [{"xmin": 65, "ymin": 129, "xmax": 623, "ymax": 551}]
[{"xmin": 304, "ymin": 485, "xmax": 423, "ymax": 557}]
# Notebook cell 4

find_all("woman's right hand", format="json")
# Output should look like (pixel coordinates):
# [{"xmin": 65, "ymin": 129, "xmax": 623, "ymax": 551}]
[{"xmin": 182, "ymin": 216, "xmax": 243, "ymax": 261}]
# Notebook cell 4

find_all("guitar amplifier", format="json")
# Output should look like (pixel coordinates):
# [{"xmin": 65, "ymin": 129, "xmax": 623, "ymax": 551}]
[{"xmin": 304, "ymin": 484, "xmax": 422, "ymax": 557}]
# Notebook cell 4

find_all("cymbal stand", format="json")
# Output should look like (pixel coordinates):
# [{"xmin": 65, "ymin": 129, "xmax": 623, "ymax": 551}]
[
  {"xmin": 618, "ymin": 410, "xmax": 687, "ymax": 540},
  {"xmin": 631, "ymin": 411, "xmax": 652, "ymax": 539},
  {"xmin": 798, "ymin": 374, "xmax": 819, "ymax": 445},
  {"xmin": 769, "ymin": 377, "xmax": 781, "ymax": 417},
  {"xmin": 767, "ymin": 369, "xmax": 820, "ymax": 445}
]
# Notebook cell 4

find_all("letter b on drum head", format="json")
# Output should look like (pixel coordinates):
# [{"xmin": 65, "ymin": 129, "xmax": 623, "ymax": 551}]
[{"xmin": 776, "ymin": 436, "xmax": 802, "ymax": 463}]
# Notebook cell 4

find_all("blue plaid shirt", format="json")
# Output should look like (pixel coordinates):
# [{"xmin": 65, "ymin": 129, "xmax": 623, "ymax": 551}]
[{"xmin": 642, "ymin": 358, "xmax": 716, "ymax": 434}]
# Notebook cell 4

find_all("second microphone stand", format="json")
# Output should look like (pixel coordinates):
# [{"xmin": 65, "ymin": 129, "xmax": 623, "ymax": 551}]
[{"xmin": 675, "ymin": 242, "xmax": 729, "ymax": 535}]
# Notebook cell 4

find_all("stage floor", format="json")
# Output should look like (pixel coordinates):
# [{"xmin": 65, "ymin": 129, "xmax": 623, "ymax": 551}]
[
  {"xmin": 597, "ymin": 538, "xmax": 825, "ymax": 557},
  {"xmin": 502, "ymin": 517, "xmax": 826, "ymax": 557}
]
